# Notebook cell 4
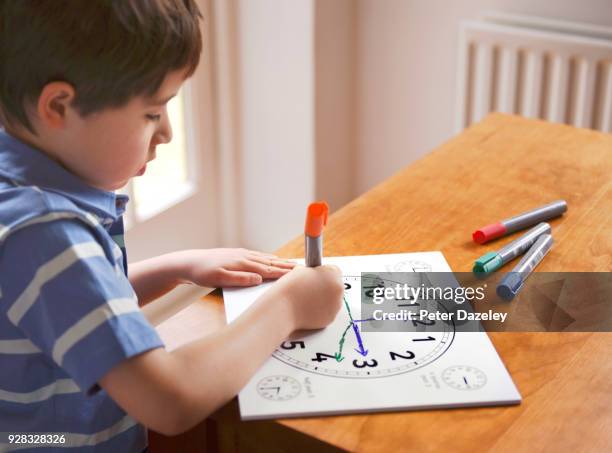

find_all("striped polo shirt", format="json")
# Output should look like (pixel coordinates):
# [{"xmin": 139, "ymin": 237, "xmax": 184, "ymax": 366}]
[{"xmin": 0, "ymin": 130, "xmax": 164, "ymax": 452}]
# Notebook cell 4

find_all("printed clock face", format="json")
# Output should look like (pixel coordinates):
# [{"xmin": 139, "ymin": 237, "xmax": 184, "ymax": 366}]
[
  {"xmin": 272, "ymin": 275, "xmax": 455, "ymax": 379},
  {"xmin": 442, "ymin": 366, "xmax": 487, "ymax": 390},
  {"xmin": 256, "ymin": 375, "xmax": 301, "ymax": 401}
]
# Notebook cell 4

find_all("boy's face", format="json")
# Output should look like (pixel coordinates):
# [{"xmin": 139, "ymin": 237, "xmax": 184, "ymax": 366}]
[{"xmin": 56, "ymin": 69, "xmax": 186, "ymax": 191}]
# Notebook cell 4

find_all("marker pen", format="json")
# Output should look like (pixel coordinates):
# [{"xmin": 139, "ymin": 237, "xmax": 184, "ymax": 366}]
[
  {"xmin": 305, "ymin": 201, "xmax": 329, "ymax": 267},
  {"xmin": 473, "ymin": 200, "xmax": 567, "ymax": 244},
  {"xmin": 473, "ymin": 222, "xmax": 551, "ymax": 275},
  {"xmin": 496, "ymin": 234, "xmax": 554, "ymax": 301}
]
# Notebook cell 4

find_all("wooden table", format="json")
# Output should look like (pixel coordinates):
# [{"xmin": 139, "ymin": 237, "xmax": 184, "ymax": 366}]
[{"xmin": 150, "ymin": 114, "xmax": 612, "ymax": 453}]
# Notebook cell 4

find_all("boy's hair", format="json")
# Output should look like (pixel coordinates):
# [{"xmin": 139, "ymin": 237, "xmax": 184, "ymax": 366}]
[{"xmin": 0, "ymin": 0, "xmax": 202, "ymax": 133}]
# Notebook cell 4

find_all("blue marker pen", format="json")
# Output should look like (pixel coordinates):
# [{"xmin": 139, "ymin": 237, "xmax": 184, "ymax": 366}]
[{"xmin": 496, "ymin": 234, "xmax": 554, "ymax": 301}]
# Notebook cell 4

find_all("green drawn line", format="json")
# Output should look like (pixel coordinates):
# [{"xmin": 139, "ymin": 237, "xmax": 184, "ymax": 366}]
[
  {"xmin": 334, "ymin": 321, "xmax": 353, "ymax": 362},
  {"xmin": 343, "ymin": 296, "xmax": 354, "ymax": 322},
  {"xmin": 333, "ymin": 294, "xmax": 355, "ymax": 362}
]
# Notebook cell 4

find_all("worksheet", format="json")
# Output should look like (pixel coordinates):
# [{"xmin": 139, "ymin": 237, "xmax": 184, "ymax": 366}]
[{"xmin": 223, "ymin": 252, "xmax": 521, "ymax": 420}]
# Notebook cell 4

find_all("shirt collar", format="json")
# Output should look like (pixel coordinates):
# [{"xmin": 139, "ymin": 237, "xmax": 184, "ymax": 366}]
[{"xmin": 0, "ymin": 129, "xmax": 129, "ymax": 221}]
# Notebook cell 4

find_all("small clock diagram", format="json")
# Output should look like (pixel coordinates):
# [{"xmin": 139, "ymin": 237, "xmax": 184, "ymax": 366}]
[
  {"xmin": 442, "ymin": 366, "xmax": 487, "ymax": 390},
  {"xmin": 257, "ymin": 375, "xmax": 302, "ymax": 401},
  {"xmin": 387, "ymin": 260, "xmax": 433, "ymax": 273}
]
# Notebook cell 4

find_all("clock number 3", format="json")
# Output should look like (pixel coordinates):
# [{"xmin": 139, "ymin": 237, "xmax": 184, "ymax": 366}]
[{"xmin": 353, "ymin": 358, "xmax": 378, "ymax": 368}]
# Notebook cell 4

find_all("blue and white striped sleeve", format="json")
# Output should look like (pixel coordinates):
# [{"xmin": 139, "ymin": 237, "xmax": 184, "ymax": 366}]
[{"xmin": 0, "ymin": 218, "xmax": 164, "ymax": 394}]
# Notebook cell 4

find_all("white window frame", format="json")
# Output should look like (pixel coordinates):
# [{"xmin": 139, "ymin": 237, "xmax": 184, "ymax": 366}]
[{"xmin": 125, "ymin": 0, "xmax": 220, "ymax": 264}]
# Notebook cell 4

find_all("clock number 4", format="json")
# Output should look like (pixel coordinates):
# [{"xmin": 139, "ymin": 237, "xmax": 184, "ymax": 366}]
[{"xmin": 311, "ymin": 352, "xmax": 336, "ymax": 362}]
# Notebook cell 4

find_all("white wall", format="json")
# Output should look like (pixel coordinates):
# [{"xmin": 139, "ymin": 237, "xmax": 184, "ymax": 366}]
[
  {"xmin": 314, "ymin": 0, "xmax": 356, "ymax": 211},
  {"xmin": 355, "ymin": 0, "xmax": 612, "ymax": 195},
  {"xmin": 229, "ymin": 0, "xmax": 356, "ymax": 250},
  {"xmin": 237, "ymin": 0, "xmax": 315, "ymax": 251}
]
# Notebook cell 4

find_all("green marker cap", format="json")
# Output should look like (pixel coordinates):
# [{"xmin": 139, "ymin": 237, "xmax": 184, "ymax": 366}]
[{"xmin": 473, "ymin": 252, "xmax": 503, "ymax": 274}]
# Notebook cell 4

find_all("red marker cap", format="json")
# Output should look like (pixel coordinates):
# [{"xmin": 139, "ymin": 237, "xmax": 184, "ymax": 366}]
[
  {"xmin": 305, "ymin": 201, "xmax": 329, "ymax": 237},
  {"xmin": 472, "ymin": 222, "xmax": 507, "ymax": 244}
]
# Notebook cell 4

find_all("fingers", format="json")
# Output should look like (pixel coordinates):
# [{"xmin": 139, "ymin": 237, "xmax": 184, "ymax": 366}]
[
  {"xmin": 235, "ymin": 259, "xmax": 293, "ymax": 279},
  {"xmin": 247, "ymin": 250, "xmax": 296, "ymax": 265},
  {"xmin": 248, "ymin": 254, "xmax": 296, "ymax": 270},
  {"xmin": 218, "ymin": 270, "xmax": 263, "ymax": 287}
]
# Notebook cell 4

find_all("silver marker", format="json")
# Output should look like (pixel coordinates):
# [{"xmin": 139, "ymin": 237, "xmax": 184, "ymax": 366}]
[{"xmin": 496, "ymin": 234, "xmax": 554, "ymax": 301}]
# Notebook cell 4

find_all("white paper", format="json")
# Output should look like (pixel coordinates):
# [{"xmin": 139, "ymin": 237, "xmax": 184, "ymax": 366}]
[{"xmin": 223, "ymin": 252, "xmax": 521, "ymax": 420}]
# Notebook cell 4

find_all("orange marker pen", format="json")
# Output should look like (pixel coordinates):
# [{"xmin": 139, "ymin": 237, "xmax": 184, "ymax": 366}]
[{"xmin": 304, "ymin": 201, "xmax": 329, "ymax": 267}]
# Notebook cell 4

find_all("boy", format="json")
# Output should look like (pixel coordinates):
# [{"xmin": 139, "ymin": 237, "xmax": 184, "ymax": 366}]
[{"xmin": 0, "ymin": 1, "xmax": 344, "ymax": 451}]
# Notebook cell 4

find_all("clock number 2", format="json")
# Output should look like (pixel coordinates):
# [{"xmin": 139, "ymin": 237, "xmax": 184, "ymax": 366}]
[{"xmin": 389, "ymin": 350, "xmax": 416, "ymax": 360}]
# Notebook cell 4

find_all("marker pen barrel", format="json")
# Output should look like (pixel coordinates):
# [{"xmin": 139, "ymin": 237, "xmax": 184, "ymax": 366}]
[
  {"xmin": 305, "ymin": 235, "xmax": 323, "ymax": 267},
  {"xmin": 473, "ymin": 200, "xmax": 567, "ymax": 244},
  {"xmin": 304, "ymin": 201, "xmax": 329, "ymax": 267},
  {"xmin": 473, "ymin": 222, "xmax": 551, "ymax": 274},
  {"xmin": 496, "ymin": 234, "xmax": 554, "ymax": 301}
]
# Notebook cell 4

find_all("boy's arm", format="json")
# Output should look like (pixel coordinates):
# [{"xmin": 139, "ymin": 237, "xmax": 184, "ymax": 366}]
[
  {"xmin": 99, "ymin": 265, "xmax": 342, "ymax": 436},
  {"xmin": 100, "ymin": 287, "xmax": 293, "ymax": 435},
  {"xmin": 128, "ymin": 249, "xmax": 295, "ymax": 306},
  {"xmin": 128, "ymin": 253, "xmax": 187, "ymax": 306}
]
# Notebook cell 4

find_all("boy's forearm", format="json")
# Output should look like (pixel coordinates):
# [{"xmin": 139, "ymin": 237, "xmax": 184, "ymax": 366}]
[
  {"xmin": 128, "ymin": 253, "xmax": 189, "ymax": 306},
  {"xmin": 100, "ymin": 266, "xmax": 341, "ymax": 435},
  {"xmin": 170, "ymin": 286, "xmax": 295, "ymax": 429}
]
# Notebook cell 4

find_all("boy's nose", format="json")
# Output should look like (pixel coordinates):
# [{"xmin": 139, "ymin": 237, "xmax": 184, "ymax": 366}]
[{"xmin": 155, "ymin": 110, "xmax": 173, "ymax": 144}]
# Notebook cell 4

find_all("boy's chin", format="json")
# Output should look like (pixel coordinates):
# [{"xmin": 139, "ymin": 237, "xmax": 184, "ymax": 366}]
[{"xmin": 102, "ymin": 178, "xmax": 131, "ymax": 192}]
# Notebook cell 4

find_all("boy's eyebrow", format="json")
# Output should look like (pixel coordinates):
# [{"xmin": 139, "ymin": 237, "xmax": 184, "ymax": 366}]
[{"xmin": 147, "ymin": 93, "xmax": 177, "ymax": 106}]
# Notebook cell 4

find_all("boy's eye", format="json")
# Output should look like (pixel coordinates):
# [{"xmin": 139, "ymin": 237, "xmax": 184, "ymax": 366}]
[{"xmin": 146, "ymin": 113, "xmax": 162, "ymax": 121}]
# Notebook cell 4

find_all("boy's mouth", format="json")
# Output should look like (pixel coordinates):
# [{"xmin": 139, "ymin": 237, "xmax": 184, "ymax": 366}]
[{"xmin": 137, "ymin": 153, "xmax": 155, "ymax": 176}]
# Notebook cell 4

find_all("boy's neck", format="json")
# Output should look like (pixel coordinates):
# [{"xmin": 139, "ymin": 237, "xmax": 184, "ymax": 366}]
[{"xmin": 4, "ymin": 123, "xmax": 76, "ymax": 174}]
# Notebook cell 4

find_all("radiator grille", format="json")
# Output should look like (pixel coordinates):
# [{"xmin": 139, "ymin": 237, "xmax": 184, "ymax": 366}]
[{"xmin": 456, "ymin": 16, "xmax": 612, "ymax": 133}]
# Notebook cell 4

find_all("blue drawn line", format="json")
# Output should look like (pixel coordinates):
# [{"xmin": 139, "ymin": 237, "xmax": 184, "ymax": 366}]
[{"xmin": 352, "ymin": 322, "xmax": 368, "ymax": 356}]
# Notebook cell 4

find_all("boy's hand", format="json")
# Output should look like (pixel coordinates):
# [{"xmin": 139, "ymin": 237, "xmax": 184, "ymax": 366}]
[
  {"xmin": 268, "ymin": 265, "xmax": 344, "ymax": 331},
  {"xmin": 178, "ymin": 248, "xmax": 296, "ymax": 288}
]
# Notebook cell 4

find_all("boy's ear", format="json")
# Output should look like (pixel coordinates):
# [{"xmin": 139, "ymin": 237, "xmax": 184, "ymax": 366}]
[{"xmin": 36, "ymin": 82, "xmax": 76, "ymax": 129}]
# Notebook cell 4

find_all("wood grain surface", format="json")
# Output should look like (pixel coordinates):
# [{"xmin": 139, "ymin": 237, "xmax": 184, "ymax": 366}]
[{"xmin": 152, "ymin": 113, "xmax": 612, "ymax": 453}]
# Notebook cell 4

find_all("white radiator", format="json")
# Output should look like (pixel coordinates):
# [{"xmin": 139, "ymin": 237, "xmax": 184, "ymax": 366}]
[{"xmin": 455, "ymin": 13, "xmax": 612, "ymax": 133}]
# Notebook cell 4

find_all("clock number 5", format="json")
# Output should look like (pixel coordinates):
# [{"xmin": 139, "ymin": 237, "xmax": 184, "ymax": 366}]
[{"xmin": 280, "ymin": 341, "xmax": 305, "ymax": 350}]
